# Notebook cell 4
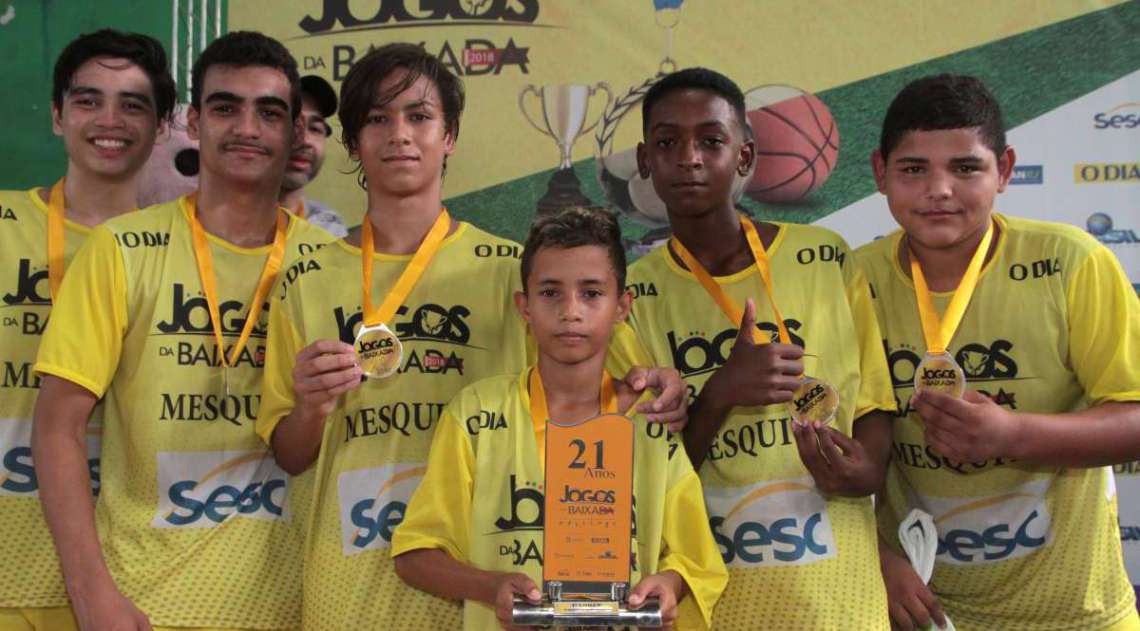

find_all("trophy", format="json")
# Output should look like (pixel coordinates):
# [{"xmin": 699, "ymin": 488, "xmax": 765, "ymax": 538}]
[
  {"xmin": 512, "ymin": 413, "xmax": 662, "ymax": 627},
  {"xmin": 518, "ymin": 83, "xmax": 613, "ymax": 214}
]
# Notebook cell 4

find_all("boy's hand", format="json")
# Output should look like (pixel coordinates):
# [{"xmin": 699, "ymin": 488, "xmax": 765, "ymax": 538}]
[
  {"xmin": 880, "ymin": 544, "xmax": 946, "ymax": 631},
  {"xmin": 73, "ymin": 583, "xmax": 152, "ymax": 631},
  {"xmin": 913, "ymin": 389, "xmax": 1020, "ymax": 463},
  {"xmin": 291, "ymin": 340, "xmax": 362, "ymax": 425},
  {"xmin": 493, "ymin": 572, "xmax": 541, "ymax": 631},
  {"xmin": 628, "ymin": 570, "xmax": 685, "ymax": 630},
  {"xmin": 625, "ymin": 366, "xmax": 688, "ymax": 432},
  {"xmin": 793, "ymin": 422, "xmax": 877, "ymax": 497},
  {"xmin": 707, "ymin": 298, "xmax": 803, "ymax": 409}
]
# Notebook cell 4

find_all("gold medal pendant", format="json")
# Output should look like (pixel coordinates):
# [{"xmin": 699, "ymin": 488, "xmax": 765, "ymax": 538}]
[
  {"xmin": 354, "ymin": 323, "xmax": 403, "ymax": 379},
  {"xmin": 914, "ymin": 351, "xmax": 966, "ymax": 398},
  {"xmin": 788, "ymin": 376, "xmax": 840, "ymax": 426}
]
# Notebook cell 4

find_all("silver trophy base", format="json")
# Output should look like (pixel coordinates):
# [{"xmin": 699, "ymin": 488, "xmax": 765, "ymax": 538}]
[{"xmin": 512, "ymin": 597, "xmax": 662, "ymax": 628}]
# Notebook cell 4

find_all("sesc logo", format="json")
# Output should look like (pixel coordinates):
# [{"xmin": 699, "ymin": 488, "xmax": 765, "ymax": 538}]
[
  {"xmin": 338, "ymin": 463, "xmax": 425, "ymax": 556},
  {"xmin": 152, "ymin": 451, "xmax": 288, "ymax": 528},
  {"xmin": 705, "ymin": 477, "xmax": 836, "ymax": 567},
  {"xmin": 1093, "ymin": 103, "xmax": 1140, "ymax": 129},
  {"xmin": 1086, "ymin": 213, "xmax": 1140, "ymax": 245},
  {"xmin": 917, "ymin": 478, "xmax": 1052, "ymax": 565},
  {"xmin": 0, "ymin": 418, "xmax": 100, "ymax": 497}
]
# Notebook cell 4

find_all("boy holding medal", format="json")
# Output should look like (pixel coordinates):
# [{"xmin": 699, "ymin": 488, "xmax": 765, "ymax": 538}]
[
  {"xmin": 0, "ymin": 30, "xmax": 175, "ymax": 631},
  {"xmin": 256, "ymin": 43, "xmax": 687, "ymax": 631},
  {"xmin": 626, "ymin": 67, "xmax": 898, "ymax": 629},
  {"xmin": 860, "ymin": 74, "xmax": 1140, "ymax": 631},
  {"xmin": 32, "ymin": 32, "xmax": 333, "ymax": 631},
  {"xmin": 391, "ymin": 207, "xmax": 727, "ymax": 630}
]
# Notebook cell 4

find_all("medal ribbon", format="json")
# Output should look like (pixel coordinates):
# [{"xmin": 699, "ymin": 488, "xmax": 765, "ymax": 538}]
[
  {"xmin": 360, "ymin": 209, "xmax": 451, "ymax": 327},
  {"xmin": 670, "ymin": 216, "xmax": 792, "ymax": 347},
  {"xmin": 185, "ymin": 194, "xmax": 287, "ymax": 369},
  {"xmin": 46, "ymin": 180, "xmax": 68, "ymax": 301},
  {"xmin": 909, "ymin": 220, "xmax": 994, "ymax": 355},
  {"xmin": 529, "ymin": 367, "xmax": 618, "ymax": 468},
  {"xmin": 293, "ymin": 201, "xmax": 305, "ymax": 219}
]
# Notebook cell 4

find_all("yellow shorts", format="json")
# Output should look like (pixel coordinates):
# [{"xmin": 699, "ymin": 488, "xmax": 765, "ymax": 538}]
[{"xmin": 0, "ymin": 609, "xmax": 268, "ymax": 631}]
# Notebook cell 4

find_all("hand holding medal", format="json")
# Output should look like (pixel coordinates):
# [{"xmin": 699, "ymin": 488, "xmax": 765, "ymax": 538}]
[{"xmin": 355, "ymin": 209, "xmax": 451, "ymax": 379}]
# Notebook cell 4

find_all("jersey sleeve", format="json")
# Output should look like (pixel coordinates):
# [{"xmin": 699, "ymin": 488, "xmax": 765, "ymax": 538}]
[
  {"xmin": 604, "ymin": 319, "xmax": 657, "ymax": 379},
  {"xmin": 391, "ymin": 408, "xmax": 475, "ymax": 562},
  {"xmin": 34, "ymin": 226, "xmax": 128, "ymax": 397},
  {"xmin": 255, "ymin": 280, "xmax": 305, "ymax": 444},
  {"xmin": 844, "ymin": 253, "xmax": 897, "ymax": 419},
  {"xmin": 657, "ymin": 464, "xmax": 728, "ymax": 630},
  {"xmin": 1065, "ymin": 245, "xmax": 1140, "ymax": 403}
]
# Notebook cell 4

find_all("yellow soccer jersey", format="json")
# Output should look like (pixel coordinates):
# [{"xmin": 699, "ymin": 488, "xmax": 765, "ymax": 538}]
[
  {"xmin": 392, "ymin": 368, "xmax": 727, "ymax": 631},
  {"xmin": 33, "ymin": 196, "xmax": 333, "ymax": 629},
  {"xmin": 0, "ymin": 188, "xmax": 101, "ymax": 608},
  {"xmin": 257, "ymin": 224, "xmax": 530, "ymax": 631},
  {"xmin": 857, "ymin": 213, "xmax": 1140, "ymax": 631},
  {"xmin": 626, "ymin": 222, "xmax": 896, "ymax": 631}
]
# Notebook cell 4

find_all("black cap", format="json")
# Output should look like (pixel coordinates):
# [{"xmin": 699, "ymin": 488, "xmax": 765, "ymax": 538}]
[{"xmin": 300, "ymin": 75, "xmax": 337, "ymax": 118}]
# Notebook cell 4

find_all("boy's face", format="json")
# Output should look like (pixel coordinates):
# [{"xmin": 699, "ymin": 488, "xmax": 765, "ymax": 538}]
[
  {"xmin": 52, "ymin": 56, "xmax": 162, "ymax": 181},
  {"xmin": 515, "ymin": 245, "xmax": 631, "ymax": 367},
  {"xmin": 187, "ymin": 64, "xmax": 296, "ymax": 189},
  {"xmin": 636, "ymin": 88, "xmax": 753, "ymax": 219},
  {"xmin": 873, "ymin": 128, "xmax": 1015, "ymax": 252},
  {"xmin": 353, "ymin": 68, "xmax": 455, "ymax": 198}
]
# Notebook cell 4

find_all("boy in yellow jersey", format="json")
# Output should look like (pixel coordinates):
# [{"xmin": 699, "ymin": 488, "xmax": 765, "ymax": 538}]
[
  {"xmin": 256, "ymin": 43, "xmax": 687, "ymax": 631},
  {"xmin": 627, "ymin": 67, "xmax": 898, "ymax": 630},
  {"xmin": 0, "ymin": 30, "xmax": 175, "ymax": 631},
  {"xmin": 859, "ymin": 74, "xmax": 1140, "ymax": 631},
  {"xmin": 392, "ymin": 207, "xmax": 726, "ymax": 630},
  {"xmin": 32, "ymin": 32, "xmax": 334, "ymax": 631}
]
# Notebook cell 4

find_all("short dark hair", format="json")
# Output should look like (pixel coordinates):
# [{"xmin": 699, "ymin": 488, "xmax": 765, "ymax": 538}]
[
  {"xmin": 53, "ymin": 29, "xmax": 176, "ymax": 123},
  {"xmin": 642, "ymin": 67, "xmax": 748, "ymax": 136},
  {"xmin": 879, "ymin": 74, "xmax": 1006, "ymax": 159},
  {"xmin": 191, "ymin": 31, "xmax": 300, "ymax": 116},
  {"xmin": 521, "ymin": 207, "xmax": 627, "ymax": 292},
  {"xmin": 338, "ymin": 43, "xmax": 465, "ymax": 157}
]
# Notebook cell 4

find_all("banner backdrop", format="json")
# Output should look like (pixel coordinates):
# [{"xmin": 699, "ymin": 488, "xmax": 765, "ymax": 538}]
[{"xmin": 235, "ymin": 0, "xmax": 1140, "ymax": 594}]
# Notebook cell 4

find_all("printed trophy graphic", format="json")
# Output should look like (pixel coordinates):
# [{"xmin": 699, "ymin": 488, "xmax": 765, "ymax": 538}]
[
  {"xmin": 511, "ymin": 413, "xmax": 661, "ymax": 627},
  {"xmin": 519, "ymin": 83, "xmax": 612, "ymax": 214}
]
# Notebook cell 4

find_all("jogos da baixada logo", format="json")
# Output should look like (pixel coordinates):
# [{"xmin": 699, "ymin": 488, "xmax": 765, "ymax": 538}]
[
  {"xmin": 152, "ymin": 451, "xmax": 289, "ymax": 528},
  {"xmin": 296, "ymin": 0, "xmax": 544, "ymax": 80},
  {"xmin": 338, "ymin": 463, "xmax": 425, "ymax": 555},
  {"xmin": 1086, "ymin": 213, "xmax": 1139, "ymax": 245},
  {"xmin": 704, "ymin": 477, "xmax": 837, "ymax": 567}
]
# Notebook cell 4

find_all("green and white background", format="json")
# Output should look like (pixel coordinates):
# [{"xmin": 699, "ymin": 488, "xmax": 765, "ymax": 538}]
[{"xmin": 2, "ymin": 0, "xmax": 1138, "ymax": 598}]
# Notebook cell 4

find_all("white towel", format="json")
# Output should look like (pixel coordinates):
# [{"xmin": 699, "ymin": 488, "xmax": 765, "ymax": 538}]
[{"xmin": 898, "ymin": 508, "xmax": 956, "ymax": 631}]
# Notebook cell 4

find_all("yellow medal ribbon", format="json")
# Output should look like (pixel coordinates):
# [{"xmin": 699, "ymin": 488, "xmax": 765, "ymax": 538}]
[
  {"xmin": 529, "ymin": 367, "xmax": 618, "ymax": 468},
  {"xmin": 360, "ymin": 209, "xmax": 451, "ymax": 328},
  {"xmin": 670, "ymin": 215, "xmax": 793, "ymax": 348},
  {"xmin": 908, "ymin": 220, "xmax": 994, "ymax": 355},
  {"xmin": 293, "ymin": 200, "xmax": 306, "ymax": 220},
  {"xmin": 46, "ymin": 179, "xmax": 68, "ymax": 302},
  {"xmin": 185, "ymin": 194, "xmax": 287, "ymax": 377}
]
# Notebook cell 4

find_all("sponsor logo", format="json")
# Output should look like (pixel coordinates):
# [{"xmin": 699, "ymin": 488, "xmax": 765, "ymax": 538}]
[
  {"xmin": 159, "ymin": 393, "xmax": 259, "ymax": 426},
  {"xmin": 3, "ymin": 259, "xmax": 50, "ymax": 307},
  {"xmin": 0, "ymin": 418, "xmax": 100, "ymax": 496},
  {"xmin": 154, "ymin": 284, "xmax": 268, "ymax": 339},
  {"xmin": 1009, "ymin": 165, "xmax": 1043, "ymax": 185},
  {"xmin": 886, "ymin": 339, "xmax": 1019, "ymax": 390},
  {"xmin": 668, "ymin": 321, "xmax": 805, "ymax": 378},
  {"xmin": 466, "ymin": 410, "xmax": 508, "ymax": 434},
  {"xmin": 1, "ymin": 361, "xmax": 40, "ymax": 389},
  {"xmin": 1008, "ymin": 258, "xmax": 1061, "ymax": 281},
  {"xmin": 1086, "ymin": 213, "xmax": 1139, "ymax": 245},
  {"xmin": 335, "ymin": 302, "xmax": 473, "ymax": 347},
  {"xmin": 1093, "ymin": 102, "xmax": 1140, "ymax": 129},
  {"xmin": 338, "ymin": 463, "xmax": 424, "ymax": 555},
  {"xmin": 344, "ymin": 401, "xmax": 444, "ymax": 441},
  {"xmin": 0, "ymin": 207, "xmax": 15, "ymax": 220},
  {"xmin": 794, "ymin": 243, "xmax": 846, "ymax": 267},
  {"xmin": 707, "ymin": 417, "xmax": 793, "ymax": 462},
  {"xmin": 152, "ymin": 451, "xmax": 288, "ymax": 528},
  {"xmin": 474, "ymin": 243, "xmax": 522, "ymax": 258},
  {"xmin": 1122, "ymin": 525, "xmax": 1140, "ymax": 542},
  {"xmin": 891, "ymin": 441, "xmax": 1013, "ymax": 475},
  {"xmin": 706, "ymin": 478, "xmax": 835, "ymax": 567},
  {"xmin": 1074, "ymin": 162, "xmax": 1140, "ymax": 184},
  {"xmin": 278, "ymin": 258, "xmax": 322, "ymax": 299},
  {"xmin": 917, "ymin": 479, "xmax": 1052, "ymax": 564},
  {"xmin": 113, "ymin": 230, "xmax": 169, "ymax": 249},
  {"xmin": 626, "ymin": 281, "xmax": 658, "ymax": 299}
]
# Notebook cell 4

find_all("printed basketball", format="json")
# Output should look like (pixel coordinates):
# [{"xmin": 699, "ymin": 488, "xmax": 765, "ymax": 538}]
[{"xmin": 745, "ymin": 85, "xmax": 839, "ymax": 203}]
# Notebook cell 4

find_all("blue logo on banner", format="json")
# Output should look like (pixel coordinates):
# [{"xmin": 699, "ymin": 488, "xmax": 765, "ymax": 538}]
[
  {"xmin": 1010, "ymin": 165, "xmax": 1043, "ymax": 185},
  {"xmin": 1094, "ymin": 103, "xmax": 1140, "ymax": 129},
  {"xmin": 1087, "ymin": 213, "xmax": 1140, "ymax": 245}
]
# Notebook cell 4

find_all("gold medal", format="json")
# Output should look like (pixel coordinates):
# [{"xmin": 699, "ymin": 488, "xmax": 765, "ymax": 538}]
[
  {"xmin": 788, "ymin": 376, "xmax": 839, "ymax": 426},
  {"xmin": 914, "ymin": 351, "xmax": 965, "ymax": 398},
  {"xmin": 357, "ymin": 208, "xmax": 451, "ymax": 382},
  {"xmin": 354, "ymin": 323, "xmax": 403, "ymax": 379},
  {"xmin": 908, "ymin": 220, "xmax": 994, "ymax": 399},
  {"xmin": 672, "ymin": 216, "xmax": 841, "ymax": 417}
]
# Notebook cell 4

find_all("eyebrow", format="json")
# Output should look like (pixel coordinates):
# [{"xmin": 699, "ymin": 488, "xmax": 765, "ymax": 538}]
[
  {"xmin": 205, "ymin": 91, "xmax": 290, "ymax": 111},
  {"xmin": 68, "ymin": 86, "xmax": 154, "ymax": 105},
  {"xmin": 894, "ymin": 155, "xmax": 986, "ymax": 164},
  {"xmin": 650, "ymin": 120, "xmax": 729, "ymax": 133}
]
